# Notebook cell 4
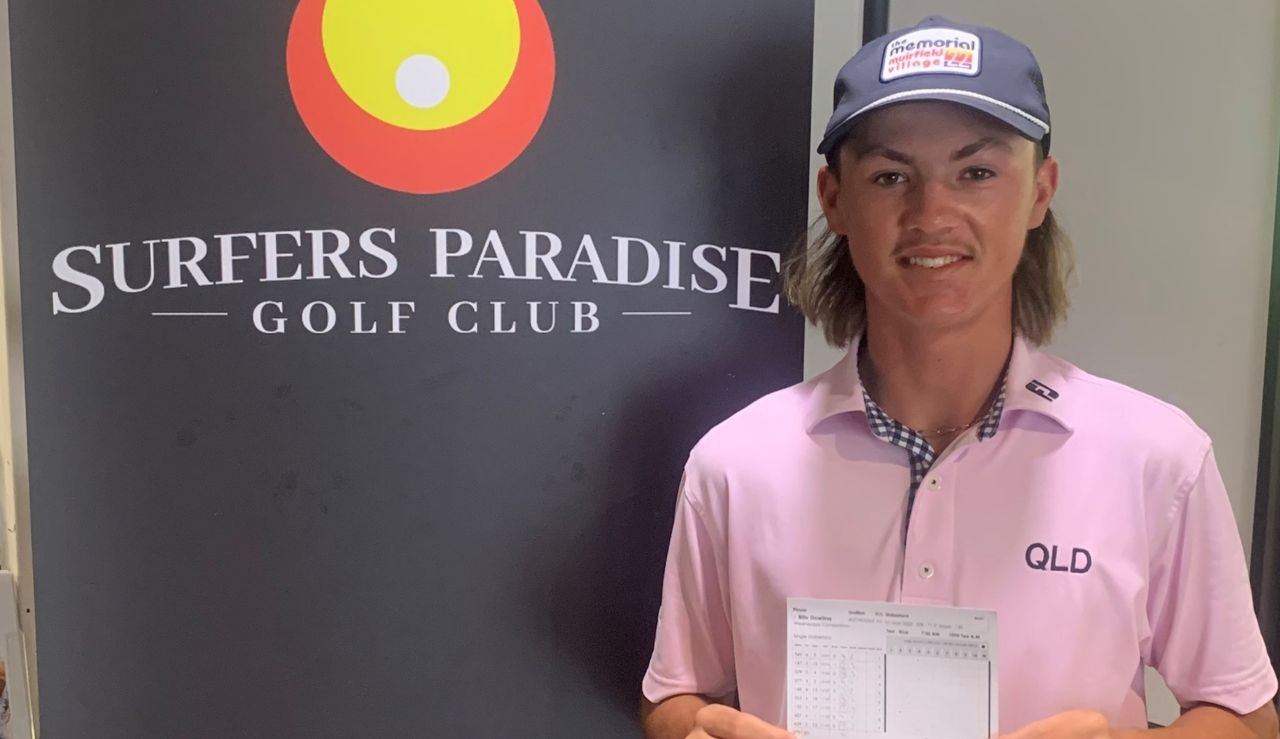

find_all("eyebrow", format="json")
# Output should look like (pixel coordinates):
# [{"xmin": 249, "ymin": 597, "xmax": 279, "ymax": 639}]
[
  {"xmin": 854, "ymin": 136, "xmax": 1015, "ymax": 165},
  {"xmin": 952, "ymin": 136, "xmax": 1014, "ymax": 160}
]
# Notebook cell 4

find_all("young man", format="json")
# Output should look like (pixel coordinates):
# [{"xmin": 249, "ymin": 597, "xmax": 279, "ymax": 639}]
[{"xmin": 640, "ymin": 17, "xmax": 1280, "ymax": 739}]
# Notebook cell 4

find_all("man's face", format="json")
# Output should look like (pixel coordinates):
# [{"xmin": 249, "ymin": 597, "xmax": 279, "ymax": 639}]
[{"xmin": 817, "ymin": 101, "xmax": 1058, "ymax": 335}]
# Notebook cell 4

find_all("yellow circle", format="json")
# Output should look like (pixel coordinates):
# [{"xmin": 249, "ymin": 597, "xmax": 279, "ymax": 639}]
[{"xmin": 321, "ymin": 0, "xmax": 521, "ymax": 131}]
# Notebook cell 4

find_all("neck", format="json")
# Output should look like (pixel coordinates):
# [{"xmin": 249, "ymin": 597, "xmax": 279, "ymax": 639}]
[{"xmin": 860, "ymin": 314, "xmax": 1013, "ymax": 443}]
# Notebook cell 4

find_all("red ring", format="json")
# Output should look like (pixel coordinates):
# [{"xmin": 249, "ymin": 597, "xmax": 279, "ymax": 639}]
[{"xmin": 287, "ymin": 0, "xmax": 555, "ymax": 194}]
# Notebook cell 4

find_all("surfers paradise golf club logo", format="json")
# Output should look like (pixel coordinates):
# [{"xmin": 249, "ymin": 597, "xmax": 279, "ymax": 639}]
[
  {"xmin": 287, "ymin": 0, "xmax": 555, "ymax": 194},
  {"xmin": 46, "ymin": 0, "xmax": 783, "ymax": 336}
]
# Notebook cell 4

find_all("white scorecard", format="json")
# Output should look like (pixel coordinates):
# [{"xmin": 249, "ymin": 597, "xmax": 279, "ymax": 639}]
[{"xmin": 787, "ymin": 598, "xmax": 999, "ymax": 739}]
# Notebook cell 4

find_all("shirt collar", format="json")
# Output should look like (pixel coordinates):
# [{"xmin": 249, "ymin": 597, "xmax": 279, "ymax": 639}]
[
  {"xmin": 804, "ymin": 333, "xmax": 1074, "ymax": 434},
  {"xmin": 803, "ymin": 344, "xmax": 865, "ymax": 433},
  {"xmin": 1002, "ymin": 333, "xmax": 1075, "ymax": 433}
]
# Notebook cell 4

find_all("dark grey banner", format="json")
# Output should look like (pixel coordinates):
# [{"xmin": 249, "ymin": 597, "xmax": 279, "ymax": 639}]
[{"xmin": 7, "ymin": 1, "xmax": 812, "ymax": 736}]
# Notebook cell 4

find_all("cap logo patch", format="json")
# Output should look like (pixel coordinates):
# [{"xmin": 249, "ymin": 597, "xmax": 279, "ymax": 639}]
[{"xmin": 881, "ymin": 28, "xmax": 981, "ymax": 82}]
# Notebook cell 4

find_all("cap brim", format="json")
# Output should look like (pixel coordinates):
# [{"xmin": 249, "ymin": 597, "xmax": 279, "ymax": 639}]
[{"xmin": 818, "ymin": 90, "xmax": 1049, "ymax": 156}]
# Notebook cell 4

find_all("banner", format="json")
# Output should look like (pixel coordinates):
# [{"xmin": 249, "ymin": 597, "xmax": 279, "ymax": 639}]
[{"xmin": 6, "ymin": 1, "xmax": 812, "ymax": 735}]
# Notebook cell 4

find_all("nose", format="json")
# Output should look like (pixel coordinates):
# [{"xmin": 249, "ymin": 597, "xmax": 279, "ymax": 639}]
[{"xmin": 902, "ymin": 179, "xmax": 961, "ymax": 235}]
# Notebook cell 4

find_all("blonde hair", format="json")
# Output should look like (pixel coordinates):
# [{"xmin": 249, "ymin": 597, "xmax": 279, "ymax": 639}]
[{"xmin": 782, "ymin": 150, "xmax": 1075, "ymax": 347}]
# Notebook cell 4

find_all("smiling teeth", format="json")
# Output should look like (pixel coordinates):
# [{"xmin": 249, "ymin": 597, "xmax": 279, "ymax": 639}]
[{"xmin": 908, "ymin": 256, "xmax": 963, "ymax": 268}]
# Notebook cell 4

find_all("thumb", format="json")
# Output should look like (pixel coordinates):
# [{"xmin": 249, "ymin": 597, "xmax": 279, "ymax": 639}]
[{"xmin": 695, "ymin": 704, "xmax": 798, "ymax": 738}]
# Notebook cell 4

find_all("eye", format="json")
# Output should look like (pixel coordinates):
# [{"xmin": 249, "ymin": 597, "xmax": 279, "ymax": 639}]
[
  {"xmin": 963, "ymin": 166, "xmax": 997, "ymax": 181},
  {"xmin": 872, "ymin": 171, "xmax": 907, "ymax": 186}
]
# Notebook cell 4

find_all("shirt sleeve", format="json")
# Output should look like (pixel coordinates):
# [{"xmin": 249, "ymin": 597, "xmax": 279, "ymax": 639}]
[
  {"xmin": 641, "ymin": 472, "xmax": 736, "ymax": 704},
  {"xmin": 1145, "ymin": 445, "xmax": 1279, "ymax": 714}
]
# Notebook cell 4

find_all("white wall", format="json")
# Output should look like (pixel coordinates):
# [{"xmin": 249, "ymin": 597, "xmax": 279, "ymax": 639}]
[
  {"xmin": 805, "ymin": 0, "xmax": 863, "ymax": 376},
  {"xmin": 0, "ymin": 0, "xmax": 39, "ymax": 732},
  {"xmin": 807, "ymin": 0, "xmax": 1280, "ymax": 727}
]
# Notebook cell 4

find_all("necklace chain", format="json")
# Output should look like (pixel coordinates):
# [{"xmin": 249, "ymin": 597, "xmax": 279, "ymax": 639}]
[
  {"xmin": 917, "ymin": 415, "xmax": 982, "ymax": 437},
  {"xmin": 858, "ymin": 345, "xmax": 997, "ymax": 438}
]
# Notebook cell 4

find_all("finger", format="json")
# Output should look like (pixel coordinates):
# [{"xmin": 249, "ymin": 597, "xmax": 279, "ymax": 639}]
[
  {"xmin": 999, "ymin": 710, "xmax": 1108, "ymax": 739},
  {"xmin": 999, "ymin": 716, "xmax": 1052, "ymax": 739},
  {"xmin": 695, "ymin": 704, "xmax": 797, "ymax": 738},
  {"xmin": 997, "ymin": 716, "xmax": 1045, "ymax": 739}
]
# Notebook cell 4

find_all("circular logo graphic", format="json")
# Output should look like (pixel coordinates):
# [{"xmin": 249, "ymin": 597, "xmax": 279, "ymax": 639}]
[{"xmin": 287, "ymin": 0, "xmax": 556, "ymax": 194}]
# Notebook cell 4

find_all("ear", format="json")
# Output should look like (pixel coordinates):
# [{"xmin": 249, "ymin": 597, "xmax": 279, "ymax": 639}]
[
  {"xmin": 1027, "ymin": 155, "xmax": 1059, "ymax": 230},
  {"xmin": 817, "ymin": 164, "xmax": 848, "ymax": 235}
]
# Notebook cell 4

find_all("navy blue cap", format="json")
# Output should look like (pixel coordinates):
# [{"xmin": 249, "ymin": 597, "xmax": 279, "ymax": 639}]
[{"xmin": 818, "ymin": 17, "xmax": 1051, "ymax": 156}]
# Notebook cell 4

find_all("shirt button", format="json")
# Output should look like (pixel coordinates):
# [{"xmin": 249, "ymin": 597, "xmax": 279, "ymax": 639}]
[
  {"xmin": 927, "ymin": 477, "xmax": 941, "ymax": 491},
  {"xmin": 918, "ymin": 562, "xmax": 936, "ymax": 579}
]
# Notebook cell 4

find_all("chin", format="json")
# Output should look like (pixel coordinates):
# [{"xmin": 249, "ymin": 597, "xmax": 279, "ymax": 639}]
[
  {"xmin": 903, "ymin": 298, "xmax": 973, "ymax": 321},
  {"xmin": 898, "ymin": 305, "xmax": 981, "ymax": 332}
]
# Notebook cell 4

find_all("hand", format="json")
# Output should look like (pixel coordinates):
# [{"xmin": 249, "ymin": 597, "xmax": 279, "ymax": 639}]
[
  {"xmin": 687, "ymin": 704, "xmax": 798, "ymax": 739},
  {"xmin": 999, "ymin": 710, "xmax": 1115, "ymax": 739}
]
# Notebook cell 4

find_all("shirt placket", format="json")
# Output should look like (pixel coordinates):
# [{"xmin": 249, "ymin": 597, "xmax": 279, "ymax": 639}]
[
  {"xmin": 862, "ymin": 386, "xmax": 1004, "ymax": 605},
  {"xmin": 899, "ymin": 440, "xmax": 960, "ymax": 604}
]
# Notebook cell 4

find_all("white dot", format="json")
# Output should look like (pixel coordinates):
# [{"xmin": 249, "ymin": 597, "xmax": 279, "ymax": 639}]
[{"xmin": 395, "ymin": 54, "xmax": 450, "ymax": 109}]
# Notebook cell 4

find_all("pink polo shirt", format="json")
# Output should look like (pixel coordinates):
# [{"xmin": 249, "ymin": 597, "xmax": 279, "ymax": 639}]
[{"xmin": 642, "ymin": 336, "xmax": 1278, "ymax": 732}]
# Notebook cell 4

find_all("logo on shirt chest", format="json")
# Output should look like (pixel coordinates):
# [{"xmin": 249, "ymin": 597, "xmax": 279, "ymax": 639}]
[{"xmin": 1025, "ymin": 542, "xmax": 1092, "ymax": 574}]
